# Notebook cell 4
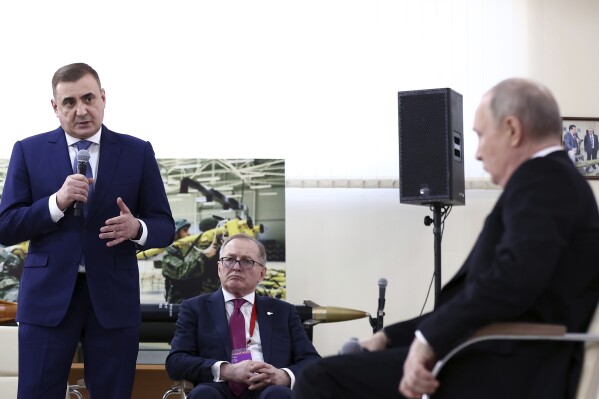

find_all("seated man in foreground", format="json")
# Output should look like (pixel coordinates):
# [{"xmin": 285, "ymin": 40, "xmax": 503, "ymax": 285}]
[
  {"xmin": 166, "ymin": 233, "xmax": 320, "ymax": 399},
  {"xmin": 295, "ymin": 77, "xmax": 599, "ymax": 399}
]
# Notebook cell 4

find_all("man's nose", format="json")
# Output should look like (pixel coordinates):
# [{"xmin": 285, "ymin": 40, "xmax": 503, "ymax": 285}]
[
  {"xmin": 231, "ymin": 260, "xmax": 243, "ymax": 270},
  {"xmin": 76, "ymin": 102, "xmax": 88, "ymax": 116}
]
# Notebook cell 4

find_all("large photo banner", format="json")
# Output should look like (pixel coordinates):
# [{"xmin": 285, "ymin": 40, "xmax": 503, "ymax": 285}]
[{"xmin": 0, "ymin": 158, "xmax": 286, "ymax": 305}]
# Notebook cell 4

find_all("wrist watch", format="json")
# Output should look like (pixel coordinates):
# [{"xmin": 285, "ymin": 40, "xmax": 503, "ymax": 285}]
[{"xmin": 133, "ymin": 222, "xmax": 143, "ymax": 240}]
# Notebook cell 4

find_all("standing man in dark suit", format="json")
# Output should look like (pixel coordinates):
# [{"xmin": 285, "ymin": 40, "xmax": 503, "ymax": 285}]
[
  {"xmin": 0, "ymin": 63, "xmax": 175, "ymax": 399},
  {"xmin": 564, "ymin": 124, "xmax": 578, "ymax": 162},
  {"xmin": 295, "ymin": 78, "xmax": 599, "ymax": 399},
  {"xmin": 584, "ymin": 129, "xmax": 599, "ymax": 171},
  {"xmin": 166, "ymin": 234, "xmax": 320, "ymax": 399}
]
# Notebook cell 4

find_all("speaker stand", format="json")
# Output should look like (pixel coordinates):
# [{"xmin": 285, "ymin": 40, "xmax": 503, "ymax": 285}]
[{"xmin": 424, "ymin": 203, "xmax": 452, "ymax": 309}]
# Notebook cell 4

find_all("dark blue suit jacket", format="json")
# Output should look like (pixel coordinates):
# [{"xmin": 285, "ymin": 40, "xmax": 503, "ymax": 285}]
[
  {"xmin": 165, "ymin": 289, "xmax": 321, "ymax": 384},
  {"xmin": 0, "ymin": 125, "xmax": 174, "ymax": 329}
]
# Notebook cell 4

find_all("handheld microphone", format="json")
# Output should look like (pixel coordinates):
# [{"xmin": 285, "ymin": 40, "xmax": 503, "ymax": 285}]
[{"xmin": 73, "ymin": 149, "xmax": 90, "ymax": 217}]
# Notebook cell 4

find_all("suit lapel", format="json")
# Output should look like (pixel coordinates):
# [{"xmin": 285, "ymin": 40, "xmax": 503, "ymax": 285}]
[
  {"xmin": 256, "ymin": 296, "xmax": 273, "ymax": 362},
  {"xmin": 207, "ymin": 290, "xmax": 232, "ymax": 358},
  {"xmin": 47, "ymin": 128, "xmax": 75, "ymax": 188},
  {"xmin": 87, "ymin": 126, "xmax": 121, "ymax": 222}
]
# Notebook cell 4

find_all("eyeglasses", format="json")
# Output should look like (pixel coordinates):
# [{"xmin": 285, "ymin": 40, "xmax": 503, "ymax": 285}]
[{"xmin": 219, "ymin": 257, "xmax": 264, "ymax": 270}]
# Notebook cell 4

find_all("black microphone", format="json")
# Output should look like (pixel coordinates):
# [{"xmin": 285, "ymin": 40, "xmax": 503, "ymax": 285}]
[
  {"xmin": 374, "ymin": 277, "xmax": 387, "ymax": 332},
  {"xmin": 73, "ymin": 149, "xmax": 90, "ymax": 217},
  {"xmin": 339, "ymin": 337, "xmax": 368, "ymax": 355},
  {"xmin": 378, "ymin": 277, "xmax": 387, "ymax": 312}
]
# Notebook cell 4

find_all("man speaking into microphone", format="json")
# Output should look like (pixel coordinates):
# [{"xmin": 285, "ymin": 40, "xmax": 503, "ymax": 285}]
[{"xmin": 0, "ymin": 63, "xmax": 174, "ymax": 399}]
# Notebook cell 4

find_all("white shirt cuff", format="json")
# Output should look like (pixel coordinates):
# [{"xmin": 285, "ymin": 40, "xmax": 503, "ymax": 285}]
[
  {"xmin": 212, "ymin": 361, "xmax": 227, "ymax": 382},
  {"xmin": 282, "ymin": 368, "xmax": 295, "ymax": 389},
  {"xmin": 131, "ymin": 219, "xmax": 148, "ymax": 246},
  {"xmin": 49, "ymin": 193, "xmax": 64, "ymax": 223},
  {"xmin": 414, "ymin": 330, "xmax": 430, "ymax": 345}
]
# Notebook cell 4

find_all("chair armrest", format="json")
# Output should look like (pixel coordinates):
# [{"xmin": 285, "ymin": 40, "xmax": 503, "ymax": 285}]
[
  {"xmin": 471, "ymin": 322, "xmax": 567, "ymax": 338},
  {"xmin": 162, "ymin": 380, "xmax": 195, "ymax": 399},
  {"xmin": 178, "ymin": 380, "xmax": 194, "ymax": 391},
  {"xmin": 67, "ymin": 379, "xmax": 86, "ymax": 399},
  {"xmin": 422, "ymin": 322, "xmax": 599, "ymax": 399},
  {"xmin": 433, "ymin": 322, "xmax": 570, "ymax": 377}
]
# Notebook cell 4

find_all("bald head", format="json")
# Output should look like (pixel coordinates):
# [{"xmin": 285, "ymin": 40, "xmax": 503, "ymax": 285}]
[
  {"xmin": 474, "ymin": 78, "xmax": 564, "ymax": 187},
  {"xmin": 486, "ymin": 78, "xmax": 562, "ymax": 143}
]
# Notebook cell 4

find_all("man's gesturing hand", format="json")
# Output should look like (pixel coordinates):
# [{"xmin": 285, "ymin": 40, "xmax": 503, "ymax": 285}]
[{"xmin": 99, "ymin": 197, "xmax": 140, "ymax": 247}]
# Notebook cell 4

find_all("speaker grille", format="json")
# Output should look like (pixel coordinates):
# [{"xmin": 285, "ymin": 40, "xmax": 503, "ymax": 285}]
[{"xmin": 398, "ymin": 88, "xmax": 465, "ymax": 205}]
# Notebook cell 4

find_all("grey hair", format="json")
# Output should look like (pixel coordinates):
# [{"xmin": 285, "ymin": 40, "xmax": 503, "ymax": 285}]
[{"xmin": 487, "ymin": 78, "xmax": 562, "ymax": 141}]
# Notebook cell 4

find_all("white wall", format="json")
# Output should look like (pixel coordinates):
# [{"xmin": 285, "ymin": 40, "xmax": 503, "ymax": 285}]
[
  {"xmin": 285, "ymin": 187, "xmax": 501, "ymax": 353},
  {"xmin": 525, "ymin": 0, "xmax": 599, "ymax": 118},
  {"xmin": 0, "ymin": 0, "xmax": 528, "ymax": 180},
  {"xmin": 1, "ymin": 0, "xmax": 599, "ymax": 357}
]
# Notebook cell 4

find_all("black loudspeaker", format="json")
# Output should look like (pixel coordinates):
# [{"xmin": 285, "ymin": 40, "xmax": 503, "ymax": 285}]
[{"xmin": 398, "ymin": 88, "xmax": 465, "ymax": 206}]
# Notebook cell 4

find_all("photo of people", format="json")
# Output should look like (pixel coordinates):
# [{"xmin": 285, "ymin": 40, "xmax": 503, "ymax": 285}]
[
  {"xmin": 0, "ymin": 158, "xmax": 286, "ymax": 304},
  {"xmin": 562, "ymin": 119, "xmax": 599, "ymax": 177}
]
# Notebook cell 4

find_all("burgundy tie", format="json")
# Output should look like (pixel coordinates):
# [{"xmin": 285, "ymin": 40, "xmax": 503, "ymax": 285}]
[{"xmin": 229, "ymin": 298, "xmax": 248, "ymax": 396}]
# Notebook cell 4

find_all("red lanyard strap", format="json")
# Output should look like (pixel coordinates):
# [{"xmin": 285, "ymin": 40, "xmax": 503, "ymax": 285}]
[{"xmin": 247, "ymin": 301, "xmax": 257, "ymax": 347}]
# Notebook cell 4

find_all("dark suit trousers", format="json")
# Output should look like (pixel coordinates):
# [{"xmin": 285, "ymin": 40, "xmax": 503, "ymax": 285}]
[
  {"xmin": 294, "ymin": 322, "xmax": 578, "ymax": 399},
  {"xmin": 294, "ymin": 345, "xmax": 408, "ymax": 399},
  {"xmin": 187, "ymin": 381, "xmax": 292, "ymax": 399},
  {"xmin": 18, "ymin": 274, "xmax": 140, "ymax": 399}
]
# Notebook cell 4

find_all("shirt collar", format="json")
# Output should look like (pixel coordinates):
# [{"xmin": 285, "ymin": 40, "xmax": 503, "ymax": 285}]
[
  {"xmin": 65, "ymin": 129, "xmax": 102, "ymax": 147},
  {"xmin": 222, "ymin": 287, "xmax": 255, "ymax": 305},
  {"xmin": 532, "ymin": 145, "xmax": 563, "ymax": 158}
]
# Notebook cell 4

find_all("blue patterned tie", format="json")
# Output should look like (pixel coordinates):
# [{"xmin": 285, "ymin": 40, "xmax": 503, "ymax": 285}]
[
  {"xmin": 72, "ymin": 140, "xmax": 94, "ymax": 214},
  {"xmin": 229, "ymin": 298, "xmax": 248, "ymax": 396}
]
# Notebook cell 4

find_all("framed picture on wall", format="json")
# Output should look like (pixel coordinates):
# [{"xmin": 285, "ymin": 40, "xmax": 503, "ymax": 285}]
[{"xmin": 562, "ymin": 117, "xmax": 599, "ymax": 179}]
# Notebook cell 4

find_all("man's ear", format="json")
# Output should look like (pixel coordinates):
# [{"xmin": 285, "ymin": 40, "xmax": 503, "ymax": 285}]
[
  {"xmin": 505, "ymin": 116, "xmax": 523, "ymax": 146},
  {"xmin": 51, "ymin": 99, "xmax": 58, "ymax": 116}
]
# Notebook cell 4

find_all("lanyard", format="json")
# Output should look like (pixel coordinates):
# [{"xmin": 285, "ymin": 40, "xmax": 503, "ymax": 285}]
[{"xmin": 247, "ymin": 301, "xmax": 257, "ymax": 348}]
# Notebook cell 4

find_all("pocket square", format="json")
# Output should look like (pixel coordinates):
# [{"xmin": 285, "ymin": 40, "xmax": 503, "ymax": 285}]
[{"xmin": 267, "ymin": 311, "xmax": 274, "ymax": 315}]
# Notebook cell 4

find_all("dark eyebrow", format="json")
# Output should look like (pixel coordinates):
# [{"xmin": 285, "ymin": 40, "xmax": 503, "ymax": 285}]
[
  {"xmin": 61, "ymin": 96, "xmax": 75, "ymax": 105},
  {"xmin": 61, "ymin": 92, "xmax": 95, "ymax": 105}
]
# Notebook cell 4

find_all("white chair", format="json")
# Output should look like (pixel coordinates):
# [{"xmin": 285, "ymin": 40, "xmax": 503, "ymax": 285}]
[
  {"xmin": 0, "ymin": 325, "xmax": 83, "ymax": 398},
  {"xmin": 424, "ymin": 303, "xmax": 599, "ymax": 399}
]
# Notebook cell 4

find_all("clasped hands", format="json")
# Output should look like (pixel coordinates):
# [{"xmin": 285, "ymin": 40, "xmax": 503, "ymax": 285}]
[
  {"xmin": 357, "ymin": 332, "xmax": 440, "ymax": 398},
  {"xmin": 57, "ymin": 174, "xmax": 139, "ymax": 247},
  {"xmin": 221, "ymin": 360, "xmax": 291, "ymax": 390}
]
